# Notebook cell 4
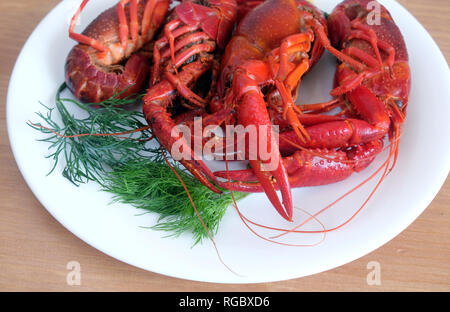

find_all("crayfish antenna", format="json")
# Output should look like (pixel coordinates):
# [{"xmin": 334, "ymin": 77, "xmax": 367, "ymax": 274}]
[
  {"xmin": 272, "ymin": 141, "xmax": 394, "ymax": 240},
  {"xmin": 161, "ymin": 148, "xmax": 241, "ymax": 277},
  {"xmin": 224, "ymin": 158, "xmax": 326, "ymax": 247}
]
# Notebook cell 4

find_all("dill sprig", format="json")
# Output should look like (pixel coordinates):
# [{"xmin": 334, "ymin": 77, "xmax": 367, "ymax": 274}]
[
  {"xmin": 29, "ymin": 83, "xmax": 247, "ymax": 244},
  {"xmin": 104, "ymin": 159, "xmax": 246, "ymax": 245},
  {"xmin": 28, "ymin": 83, "xmax": 155, "ymax": 185}
]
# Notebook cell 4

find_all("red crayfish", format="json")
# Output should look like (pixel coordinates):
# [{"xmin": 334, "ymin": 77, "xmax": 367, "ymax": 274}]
[
  {"xmin": 65, "ymin": 0, "xmax": 170, "ymax": 102},
  {"xmin": 213, "ymin": 0, "xmax": 410, "ymax": 222},
  {"xmin": 64, "ymin": 0, "xmax": 410, "ymax": 225}
]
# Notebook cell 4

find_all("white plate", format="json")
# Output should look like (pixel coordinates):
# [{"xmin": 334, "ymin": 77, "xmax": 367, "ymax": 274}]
[{"xmin": 7, "ymin": 0, "xmax": 450, "ymax": 283}]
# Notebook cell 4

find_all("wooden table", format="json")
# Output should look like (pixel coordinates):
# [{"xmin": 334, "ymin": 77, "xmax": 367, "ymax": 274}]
[{"xmin": 1, "ymin": 0, "xmax": 449, "ymax": 292}]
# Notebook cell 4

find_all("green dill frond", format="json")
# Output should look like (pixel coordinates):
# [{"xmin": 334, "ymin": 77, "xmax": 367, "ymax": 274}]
[
  {"xmin": 29, "ymin": 83, "xmax": 247, "ymax": 244},
  {"xmin": 103, "ymin": 159, "xmax": 247, "ymax": 245},
  {"xmin": 28, "ymin": 83, "xmax": 154, "ymax": 185}
]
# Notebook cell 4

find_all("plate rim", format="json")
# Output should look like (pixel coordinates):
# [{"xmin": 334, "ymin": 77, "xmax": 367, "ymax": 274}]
[{"xmin": 6, "ymin": 0, "xmax": 450, "ymax": 284}]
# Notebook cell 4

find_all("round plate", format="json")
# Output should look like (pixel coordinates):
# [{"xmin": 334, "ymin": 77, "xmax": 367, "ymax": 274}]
[{"xmin": 7, "ymin": 0, "xmax": 450, "ymax": 283}]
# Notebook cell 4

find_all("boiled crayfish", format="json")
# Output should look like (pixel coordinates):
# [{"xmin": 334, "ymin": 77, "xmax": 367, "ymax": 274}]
[
  {"xmin": 214, "ymin": 0, "xmax": 410, "ymax": 221},
  {"xmin": 65, "ymin": 0, "xmax": 170, "ymax": 102},
  {"xmin": 64, "ymin": 0, "xmax": 410, "ymax": 224},
  {"xmin": 142, "ymin": 0, "xmax": 238, "ymax": 194}
]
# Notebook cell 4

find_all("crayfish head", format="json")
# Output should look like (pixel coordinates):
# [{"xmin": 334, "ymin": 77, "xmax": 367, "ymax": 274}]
[{"xmin": 366, "ymin": 61, "xmax": 410, "ymax": 119}]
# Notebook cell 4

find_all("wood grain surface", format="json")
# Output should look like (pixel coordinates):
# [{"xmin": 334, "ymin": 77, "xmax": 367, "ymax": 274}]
[{"xmin": 0, "ymin": 0, "xmax": 449, "ymax": 292}]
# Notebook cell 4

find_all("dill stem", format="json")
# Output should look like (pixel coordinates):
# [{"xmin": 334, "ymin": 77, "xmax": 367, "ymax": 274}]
[
  {"xmin": 29, "ymin": 121, "xmax": 151, "ymax": 139},
  {"xmin": 30, "ymin": 83, "xmax": 247, "ymax": 244}
]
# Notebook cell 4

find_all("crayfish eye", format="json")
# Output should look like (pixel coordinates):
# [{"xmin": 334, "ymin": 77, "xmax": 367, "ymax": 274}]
[{"xmin": 395, "ymin": 100, "xmax": 403, "ymax": 109}]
